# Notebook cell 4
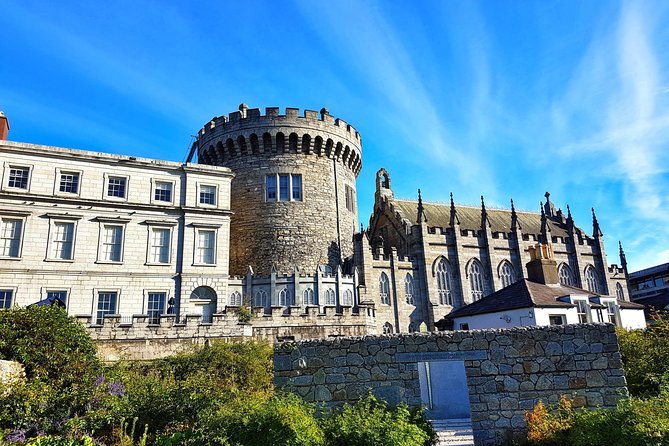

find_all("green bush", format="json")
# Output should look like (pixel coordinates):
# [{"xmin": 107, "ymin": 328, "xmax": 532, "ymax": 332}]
[
  {"xmin": 617, "ymin": 311, "xmax": 669, "ymax": 397},
  {"xmin": 523, "ymin": 392, "xmax": 669, "ymax": 446},
  {"xmin": 322, "ymin": 394, "xmax": 434, "ymax": 446},
  {"xmin": 192, "ymin": 392, "xmax": 324, "ymax": 446}
]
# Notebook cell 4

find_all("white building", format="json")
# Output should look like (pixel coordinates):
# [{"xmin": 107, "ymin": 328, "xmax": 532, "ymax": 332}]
[
  {"xmin": 439, "ymin": 244, "xmax": 646, "ymax": 331},
  {"xmin": 0, "ymin": 139, "xmax": 234, "ymax": 324}
]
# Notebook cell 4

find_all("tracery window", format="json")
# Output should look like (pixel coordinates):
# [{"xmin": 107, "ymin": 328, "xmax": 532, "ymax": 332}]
[
  {"xmin": 616, "ymin": 283, "xmax": 625, "ymax": 300},
  {"xmin": 254, "ymin": 289, "xmax": 268, "ymax": 307},
  {"xmin": 559, "ymin": 264, "xmax": 575, "ymax": 286},
  {"xmin": 229, "ymin": 291, "xmax": 242, "ymax": 306},
  {"xmin": 585, "ymin": 266, "xmax": 600, "ymax": 294},
  {"xmin": 405, "ymin": 274, "xmax": 414, "ymax": 305},
  {"xmin": 342, "ymin": 289, "xmax": 353, "ymax": 306},
  {"xmin": 303, "ymin": 288, "xmax": 315, "ymax": 305},
  {"xmin": 379, "ymin": 273, "xmax": 390, "ymax": 305},
  {"xmin": 324, "ymin": 289, "xmax": 336, "ymax": 306},
  {"xmin": 469, "ymin": 259, "xmax": 485, "ymax": 301},
  {"xmin": 278, "ymin": 288, "xmax": 292, "ymax": 307},
  {"xmin": 499, "ymin": 261, "xmax": 516, "ymax": 288},
  {"xmin": 435, "ymin": 258, "xmax": 453, "ymax": 305}
]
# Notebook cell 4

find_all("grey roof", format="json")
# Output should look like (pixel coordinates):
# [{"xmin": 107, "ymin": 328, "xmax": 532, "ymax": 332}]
[
  {"xmin": 443, "ymin": 280, "xmax": 644, "ymax": 319},
  {"xmin": 392, "ymin": 199, "xmax": 586, "ymax": 239}
]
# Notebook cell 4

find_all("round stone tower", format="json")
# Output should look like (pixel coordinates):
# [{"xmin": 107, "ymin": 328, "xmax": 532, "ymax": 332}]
[{"xmin": 196, "ymin": 105, "xmax": 362, "ymax": 276}]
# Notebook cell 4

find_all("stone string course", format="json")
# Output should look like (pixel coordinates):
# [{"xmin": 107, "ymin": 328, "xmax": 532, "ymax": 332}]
[{"xmin": 273, "ymin": 324, "xmax": 628, "ymax": 446}]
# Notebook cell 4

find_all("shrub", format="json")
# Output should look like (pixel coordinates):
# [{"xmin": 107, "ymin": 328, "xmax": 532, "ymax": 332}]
[
  {"xmin": 322, "ymin": 394, "xmax": 434, "ymax": 446},
  {"xmin": 617, "ymin": 311, "xmax": 669, "ymax": 396},
  {"xmin": 201, "ymin": 393, "xmax": 324, "ymax": 446},
  {"xmin": 523, "ymin": 393, "xmax": 669, "ymax": 446}
]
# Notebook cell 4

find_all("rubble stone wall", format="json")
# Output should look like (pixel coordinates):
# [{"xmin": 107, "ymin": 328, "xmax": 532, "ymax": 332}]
[{"xmin": 274, "ymin": 324, "xmax": 628, "ymax": 446}]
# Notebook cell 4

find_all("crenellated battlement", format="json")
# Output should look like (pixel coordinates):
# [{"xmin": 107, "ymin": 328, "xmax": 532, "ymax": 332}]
[{"xmin": 196, "ymin": 105, "xmax": 362, "ymax": 176}]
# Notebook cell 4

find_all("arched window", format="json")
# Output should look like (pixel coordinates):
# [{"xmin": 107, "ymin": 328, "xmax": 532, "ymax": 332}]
[
  {"xmin": 585, "ymin": 266, "xmax": 600, "ymax": 294},
  {"xmin": 254, "ymin": 290, "xmax": 268, "ymax": 307},
  {"xmin": 616, "ymin": 282, "xmax": 625, "ymax": 300},
  {"xmin": 559, "ymin": 264, "xmax": 574, "ymax": 286},
  {"xmin": 303, "ymin": 288, "xmax": 315, "ymax": 306},
  {"xmin": 383, "ymin": 322, "xmax": 393, "ymax": 334},
  {"xmin": 229, "ymin": 291, "xmax": 242, "ymax": 306},
  {"xmin": 499, "ymin": 261, "xmax": 516, "ymax": 288},
  {"xmin": 324, "ymin": 289, "xmax": 336, "ymax": 306},
  {"xmin": 278, "ymin": 288, "xmax": 292, "ymax": 307},
  {"xmin": 469, "ymin": 259, "xmax": 485, "ymax": 301},
  {"xmin": 435, "ymin": 258, "xmax": 453, "ymax": 305},
  {"xmin": 342, "ymin": 289, "xmax": 353, "ymax": 306},
  {"xmin": 379, "ymin": 273, "xmax": 390, "ymax": 305},
  {"xmin": 404, "ymin": 274, "xmax": 415, "ymax": 305}
]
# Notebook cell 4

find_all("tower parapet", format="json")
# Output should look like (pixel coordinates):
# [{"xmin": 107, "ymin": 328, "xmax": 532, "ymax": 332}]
[{"xmin": 195, "ymin": 105, "xmax": 362, "ymax": 276}]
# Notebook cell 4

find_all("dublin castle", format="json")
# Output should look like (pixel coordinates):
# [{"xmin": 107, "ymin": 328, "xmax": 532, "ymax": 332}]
[{"xmin": 0, "ymin": 106, "xmax": 634, "ymax": 359}]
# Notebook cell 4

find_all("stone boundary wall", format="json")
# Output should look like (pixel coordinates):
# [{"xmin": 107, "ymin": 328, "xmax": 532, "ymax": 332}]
[
  {"xmin": 79, "ymin": 307, "xmax": 376, "ymax": 361},
  {"xmin": 273, "ymin": 324, "xmax": 628, "ymax": 446}
]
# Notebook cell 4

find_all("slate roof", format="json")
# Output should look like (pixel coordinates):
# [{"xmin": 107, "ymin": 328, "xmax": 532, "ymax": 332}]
[
  {"xmin": 392, "ymin": 199, "xmax": 584, "ymax": 239},
  {"xmin": 443, "ymin": 279, "xmax": 644, "ymax": 319}
]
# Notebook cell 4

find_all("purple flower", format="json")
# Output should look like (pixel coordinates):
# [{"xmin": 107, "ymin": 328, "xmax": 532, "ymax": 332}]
[
  {"xmin": 94, "ymin": 374, "xmax": 105, "ymax": 387},
  {"xmin": 108, "ymin": 381, "xmax": 125, "ymax": 397},
  {"xmin": 5, "ymin": 429, "xmax": 26, "ymax": 444}
]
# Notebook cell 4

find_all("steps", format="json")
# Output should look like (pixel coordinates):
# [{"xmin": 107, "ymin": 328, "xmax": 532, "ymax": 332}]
[{"xmin": 430, "ymin": 418, "xmax": 474, "ymax": 446}]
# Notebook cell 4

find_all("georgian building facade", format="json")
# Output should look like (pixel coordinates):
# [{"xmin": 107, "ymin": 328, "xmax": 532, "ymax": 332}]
[{"xmin": 0, "ymin": 140, "xmax": 234, "ymax": 324}]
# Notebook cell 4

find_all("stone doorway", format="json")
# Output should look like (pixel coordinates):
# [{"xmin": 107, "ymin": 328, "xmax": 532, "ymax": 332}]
[{"xmin": 418, "ymin": 360, "xmax": 471, "ymax": 420}]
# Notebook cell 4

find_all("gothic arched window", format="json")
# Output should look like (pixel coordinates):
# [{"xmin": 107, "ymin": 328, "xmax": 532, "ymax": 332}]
[
  {"xmin": 559, "ymin": 264, "xmax": 574, "ymax": 286},
  {"xmin": 303, "ymin": 288, "xmax": 315, "ymax": 306},
  {"xmin": 324, "ymin": 289, "xmax": 336, "ymax": 306},
  {"xmin": 254, "ymin": 290, "xmax": 268, "ymax": 307},
  {"xmin": 342, "ymin": 289, "xmax": 353, "ymax": 306},
  {"xmin": 469, "ymin": 259, "xmax": 485, "ymax": 301},
  {"xmin": 229, "ymin": 291, "xmax": 242, "ymax": 306},
  {"xmin": 616, "ymin": 283, "xmax": 625, "ymax": 300},
  {"xmin": 435, "ymin": 258, "xmax": 453, "ymax": 305},
  {"xmin": 585, "ymin": 266, "xmax": 600, "ymax": 294},
  {"xmin": 499, "ymin": 261, "xmax": 516, "ymax": 288},
  {"xmin": 383, "ymin": 322, "xmax": 393, "ymax": 334},
  {"xmin": 278, "ymin": 288, "xmax": 291, "ymax": 307},
  {"xmin": 379, "ymin": 273, "xmax": 390, "ymax": 305},
  {"xmin": 405, "ymin": 274, "xmax": 414, "ymax": 305}
]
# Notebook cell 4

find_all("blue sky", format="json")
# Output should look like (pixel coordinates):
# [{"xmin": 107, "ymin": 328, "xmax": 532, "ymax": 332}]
[{"xmin": 2, "ymin": 1, "xmax": 669, "ymax": 272}]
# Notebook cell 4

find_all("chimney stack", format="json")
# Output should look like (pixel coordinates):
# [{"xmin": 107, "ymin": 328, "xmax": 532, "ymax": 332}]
[
  {"xmin": 526, "ymin": 243, "xmax": 559, "ymax": 285},
  {"xmin": 0, "ymin": 112, "xmax": 9, "ymax": 140}
]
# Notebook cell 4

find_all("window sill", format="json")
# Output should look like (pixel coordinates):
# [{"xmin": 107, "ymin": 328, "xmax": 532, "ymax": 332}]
[
  {"xmin": 145, "ymin": 262, "xmax": 172, "ymax": 267},
  {"xmin": 44, "ymin": 258, "xmax": 75, "ymax": 263},
  {"xmin": 54, "ymin": 191, "xmax": 81, "ymax": 198},
  {"xmin": 192, "ymin": 263, "xmax": 217, "ymax": 267},
  {"xmin": 104, "ymin": 197, "xmax": 129, "ymax": 203},
  {"xmin": 95, "ymin": 260, "xmax": 124, "ymax": 265},
  {"xmin": 0, "ymin": 256, "xmax": 22, "ymax": 261}
]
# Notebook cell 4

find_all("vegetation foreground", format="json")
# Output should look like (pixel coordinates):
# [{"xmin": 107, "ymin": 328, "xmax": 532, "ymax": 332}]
[{"xmin": 1, "ymin": 307, "xmax": 669, "ymax": 445}]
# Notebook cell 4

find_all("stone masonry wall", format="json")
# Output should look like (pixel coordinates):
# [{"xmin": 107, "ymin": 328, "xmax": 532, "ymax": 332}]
[
  {"xmin": 274, "ymin": 324, "xmax": 628, "ymax": 446},
  {"xmin": 196, "ymin": 106, "xmax": 361, "ymax": 276}
]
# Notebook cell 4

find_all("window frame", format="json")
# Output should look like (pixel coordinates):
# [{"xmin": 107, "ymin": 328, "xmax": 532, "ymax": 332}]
[
  {"xmin": 42, "ymin": 288, "xmax": 70, "ymax": 309},
  {"xmin": 558, "ymin": 263, "xmax": 575, "ymax": 286},
  {"xmin": 0, "ymin": 215, "xmax": 27, "ymax": 260},
  {"xmin": 342, "ymin": 289, "xmax": 353, "ymax": 306},
  {"xmin": 4, "ymin": 164, "xmax": 32, "ymax": 191},
  {"xmin": 499, "ymin": 261, "xmax": 516, "ymax": 288},
  {"xmin": 96, "ymin": 222, "xmax": 127, "ymax": 264},
  {"xmin": 93, "ymin": 289, "xmax": 120, "ymax": 325},
  {"xmin": 151, "ymin": 179, "xmax": 175, "ymax": 205},
  {"xmin": 144, "ymin": 290, "xmax": 169, "ymax": 325},
  {"xmin": 145, "ymin": 224, "xmax": 173, "ymax": 266},
  {"xmin": 54, "ymin": 169, "xmax": 83, "ymax": 197},
  {"xmin": 468, "ymin": 259, "xmax": 485, "ymax": 301},
  {"xmin": 573, "ymin": 298, "xmax": 591, "ymax": 324},
  {"xmin": 548, "ymin": 314, "xmax": 567, "ymax": 326},
  {"xmin": 198, "ymin": 183, "xmax": 218, "ymax": 207},
  {"xmin": 103, "ymin": 173, "xmax": 129, "ymax": 201},
  {"xmin": 379, "ymin": 272, "xmax": 390, "ymax": 305},
  {"xmin": 405, "ymin": 273, "xmax": 414, "ymax": 305},
  {"xmin": 303, "ymin": 288, "xmax": 315, "ymax": 306},
  {"xmin": 585, "ymin": 265, "xmax": 600, "ymax": 294},
  {"xmin": 324, "ymin": 288, "xmax": 336, "ymax": 306},
  {"xmin": 264, "ymin": 173, "xmax": 303, "ymax": 202},
  {"xmin": 435, "ymin": 257, "xmax": 453, "ymax": 305},
  {"xmin": 0, "ymin": 287, "xmax": 16, "ymax": 309},
  {"xmin": 193, "ymin": 227, "xmax": 217, "ymax": 266}
]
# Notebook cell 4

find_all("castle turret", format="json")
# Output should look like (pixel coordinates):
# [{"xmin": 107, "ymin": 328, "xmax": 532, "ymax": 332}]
[{"xmin": 196, "ymin": 105, "xmax": 362, "ymax": 275}]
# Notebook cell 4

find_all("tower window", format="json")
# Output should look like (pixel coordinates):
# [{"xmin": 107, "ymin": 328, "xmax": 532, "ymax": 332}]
[
  {"xmin": 345, "ymin": 185, "xmax": 355, "ymax": 212},
  {"xmin": 265, "ymin": 174, "xmax": 303, "ymax": 202}
]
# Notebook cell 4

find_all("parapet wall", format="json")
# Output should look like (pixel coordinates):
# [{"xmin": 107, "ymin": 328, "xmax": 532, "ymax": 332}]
[
  {"xmin": 80, "ymin": 306, "xmax": 376, "ymax": 361},
  {"xmin": 274, "ymin": 324, "xmax": 628, "ymax": 446}
]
